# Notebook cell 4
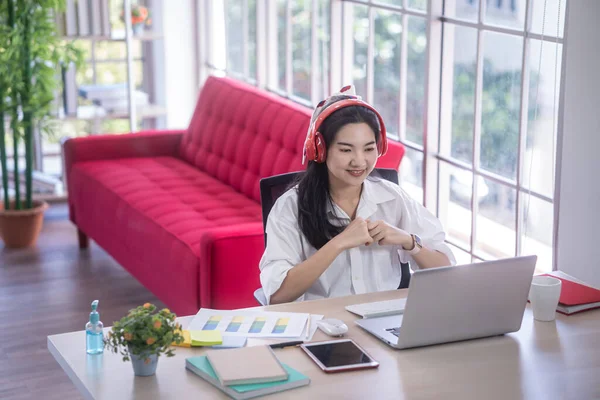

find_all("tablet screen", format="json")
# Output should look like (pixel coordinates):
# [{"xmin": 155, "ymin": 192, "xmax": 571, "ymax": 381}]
[{"xmin": 302, "ymin": 339, "xmax": 375, "ymax": 368}]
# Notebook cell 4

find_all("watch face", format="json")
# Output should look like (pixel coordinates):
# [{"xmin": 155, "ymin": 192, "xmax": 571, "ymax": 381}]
[{"xmin": 414, "ymin": 234, "xmax": 423, "ymax": 247}]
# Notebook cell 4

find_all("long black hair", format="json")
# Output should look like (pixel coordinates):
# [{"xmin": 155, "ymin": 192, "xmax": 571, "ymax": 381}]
[{"xmin": 297, "ymin": 101, "xmax": 381, "ymax": 250}]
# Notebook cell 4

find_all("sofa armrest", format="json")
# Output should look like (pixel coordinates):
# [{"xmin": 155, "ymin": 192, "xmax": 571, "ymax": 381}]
[
  {"xmin": 63, "ymin": 129, "xmax": 185, "ymax": 197},
  {"xmin": 198, "ymin": 223, "xmax": 265, "ymax": 309}
]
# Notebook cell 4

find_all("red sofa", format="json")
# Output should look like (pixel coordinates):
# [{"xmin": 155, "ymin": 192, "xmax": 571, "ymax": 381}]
[{"xmin": 64, "ymin": 77, "xmax": 405, "ymax": 315}]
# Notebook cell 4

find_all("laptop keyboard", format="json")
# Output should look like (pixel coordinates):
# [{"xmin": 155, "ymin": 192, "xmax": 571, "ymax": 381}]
[{"xmin": 386, "ymin": 327, "xmax": 401, "ymax": 337}]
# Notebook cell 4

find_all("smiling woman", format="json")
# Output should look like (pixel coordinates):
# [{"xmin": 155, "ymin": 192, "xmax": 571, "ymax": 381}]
[{"xmin": 258, "ymin": 86, "xmax": 456, "ymax": 305}]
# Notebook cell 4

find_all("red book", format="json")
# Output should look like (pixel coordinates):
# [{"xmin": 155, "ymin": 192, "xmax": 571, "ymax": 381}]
[{"xmin": 540, "ymin": 274, "xmax": 600, "ymax": 315}]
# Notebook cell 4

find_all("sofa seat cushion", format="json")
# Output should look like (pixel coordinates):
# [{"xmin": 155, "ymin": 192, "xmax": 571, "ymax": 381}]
[{"xmin": 68, "ymin": 156, "xmax": 262, "ymax": 314}]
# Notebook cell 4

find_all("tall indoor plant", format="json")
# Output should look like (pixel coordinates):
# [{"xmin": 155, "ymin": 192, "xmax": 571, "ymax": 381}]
[{"xmin": 0, "ymin": 0, "xmax": 81, "ymax": 247}]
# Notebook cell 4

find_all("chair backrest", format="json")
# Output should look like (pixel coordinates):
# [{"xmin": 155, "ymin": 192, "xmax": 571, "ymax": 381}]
[{"xmin": 259, "ymin": 168, "xmax": 411, "ymax": 289}]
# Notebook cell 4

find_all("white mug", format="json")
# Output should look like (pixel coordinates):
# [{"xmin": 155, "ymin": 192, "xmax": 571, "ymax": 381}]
[{"xmin": 529, "ymin": 276, "xmax": 562, "ymax": 322}]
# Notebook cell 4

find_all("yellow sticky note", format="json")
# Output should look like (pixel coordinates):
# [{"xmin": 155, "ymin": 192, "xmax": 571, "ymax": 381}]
[
  {"xmin": 190, "ymin": 330, "xmax": 223, "ymax": 346},
  {"xmin": 172, "ymin": 330, "xmax": 192, "ymax": 347}
]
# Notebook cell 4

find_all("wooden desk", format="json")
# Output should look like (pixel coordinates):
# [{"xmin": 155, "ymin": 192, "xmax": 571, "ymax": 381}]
[{"xmin": 48, "ymin": 289, "xmax": 600, "ymax": 400}]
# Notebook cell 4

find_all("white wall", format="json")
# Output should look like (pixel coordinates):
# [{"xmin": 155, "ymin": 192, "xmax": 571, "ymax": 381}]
[
  {"xmin": 163, "ymin": 0, "xmax": 198, "ymax": 129},
  {"xmin": 555, "ymin": 0, "xmax": 600, "ymax": 287}
]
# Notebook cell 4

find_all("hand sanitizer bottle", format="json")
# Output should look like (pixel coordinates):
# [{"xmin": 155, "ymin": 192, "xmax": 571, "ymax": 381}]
[{"xmin": 86, "ymin": 300, "xmax": 104, "ymax": 355}]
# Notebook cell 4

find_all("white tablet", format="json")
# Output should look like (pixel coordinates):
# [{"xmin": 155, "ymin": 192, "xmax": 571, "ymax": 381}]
[{"xmin": 300, "ymin": 339, "xmax": 379, "ymax": 373}]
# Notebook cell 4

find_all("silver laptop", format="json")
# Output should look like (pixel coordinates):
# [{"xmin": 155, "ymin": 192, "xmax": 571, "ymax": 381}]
[{"xmin": 356, "ymin": 255, "xmax": 537, "ymax": 349}]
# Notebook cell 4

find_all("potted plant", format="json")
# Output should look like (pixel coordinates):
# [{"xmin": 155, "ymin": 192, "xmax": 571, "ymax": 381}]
[
  {"xmin": 121, "ymin": 4, "xmax": 151, "ymax": 36},
  {"xmin": 104, "ymin": 303, "xmax": 184, "ymax": 376},
  {"xmin": 0, "ymin": 0, "xmax": 82, "ymax": 248}
]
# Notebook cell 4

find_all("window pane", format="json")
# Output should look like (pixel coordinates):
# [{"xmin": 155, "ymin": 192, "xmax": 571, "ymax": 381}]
[
  {"xmin": 373, "ymin": 10, "xmax": 401, "ymax": 135},
  {"xmin": 249, "ymin": 0, "xmax": 257, "ymax": 79},
  {"xmin": 209, "ymin": 2, "xmax": 227, "ymax": 70},
  {"xmin": 96, "ymin": 63, "xmax": 128, "ymax": 84},
  {"xmin": 444, "ymin": 0, "xmax": 478, "ymax": 22},
  {"xmin": 439, "ymin": 162, "xmax": 473, "ymax": 252},
  {"xmin": 110, "ymin": 0, "xmax": 124, "ymax": 30},
  {"xmin": 408, "ymin": 0, "xmax": 427, "ymax": 11},
  {"xmin": 520, "ymin": 194, "xmax": 553, "ymax": 272},
  {"xmin": 523, "ymin": 40, "xmax": 562, "ymax": 198},
  {"xmin": 77, "ymin": 64, "xmax": 95, "ymax": 86},
  {"xmin": 475, "ymin": 179, "xmax": 516, "ymax": 259},
  {"xmin": 481, "ymin": 32, "xmax": 523, "ymax": 180},
  {"xmin": 351, "ymin": 4, "xmax": 369, "ymax": 98},
  {"xmin": 399, "ymin": 147, "xmax": 423, "ymax": 204},
  {"xmin": 406, "ymin": 16, "xmax": 427, "ymax": 145},
  {"xmin": 278, "ymin": 0, "xmax": 287, "ymax": 90},
  {"xmin": 73, "ymin": 40, "xmax": 92, "ymax": 60},
  {"xmin": 134, "ymin": 61, "xmax": 144, "ymax": 87},
  {"xmin": 441, "ymin": 25, "xmax": 477, "ymax": 164},
  {"xmin": 447, "ymin": 243, "xmax": 472, "ymax": 266},
  {"xmin": 226, "ymin": 0, "xmax": 244, "ymax": 73},
  {"xmin": 530, "ymin": 0, "xmax": 567, "ymax": 38},
  {"xmin": 375, "ymin": 0, "xmax": 402, "ymax": 6},
  {"xmin": 102, "ymin": 119, "xmax": 133, "ymax": 133},
  {"xmin": 96, "ymin": 41, "xmax": 142, "ymax": 59},
  {"xmin": 292, "ymin": 0, "xmax": 311, "ymax": 99},
  {"xmin": 317, "ymin": 0, "xmax": 331, "ymax": 100},
  {"xmin": 484, "ymin": 0, "xmax": 526, "ymax": 30}
]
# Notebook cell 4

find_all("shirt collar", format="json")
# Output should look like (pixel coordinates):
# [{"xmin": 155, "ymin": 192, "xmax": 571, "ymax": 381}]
[{"xmin": 326, "ymin": 178, "xmax": 396, "ymax": 221}]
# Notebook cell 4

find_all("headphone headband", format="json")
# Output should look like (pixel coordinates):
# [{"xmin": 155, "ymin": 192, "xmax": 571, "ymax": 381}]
[{"xmin": 302, "ymin": 97, "xmax": 388, "ymax": 164}]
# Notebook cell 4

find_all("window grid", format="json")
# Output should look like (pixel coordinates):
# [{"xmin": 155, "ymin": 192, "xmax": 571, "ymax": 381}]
[{"xmin": 198, "ymin": 0, "xmax": 564, "ymax": 269}]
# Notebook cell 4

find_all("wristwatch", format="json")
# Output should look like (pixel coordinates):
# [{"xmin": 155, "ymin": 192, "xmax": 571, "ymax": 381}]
[{"xmin": 405, "ymin": 234, "xmax": 423, "ymax": 256}]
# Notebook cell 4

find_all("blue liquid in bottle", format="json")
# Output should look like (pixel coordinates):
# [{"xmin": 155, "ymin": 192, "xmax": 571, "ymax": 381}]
[{"xmin": 86, "ymin": 300, "xmax": 104, "ymax": 355}]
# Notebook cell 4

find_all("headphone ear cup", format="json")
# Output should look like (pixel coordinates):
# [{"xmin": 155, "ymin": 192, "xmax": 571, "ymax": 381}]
[
  {"xmin": 304, "ymin": 135, "xmax": 317, "ymax": 162},
  {"xmin": 315, "ymin": 132, "xmax": 326, "ymax": 163},
  {"xmin": 378, "ymin": 138, "xmax": 387, "ymax": 157}
]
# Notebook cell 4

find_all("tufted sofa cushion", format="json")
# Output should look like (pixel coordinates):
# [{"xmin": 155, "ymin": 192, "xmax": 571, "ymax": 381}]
[{"xmin": 180, "ymin": 77, "xmax": 309, "ymax": 202}]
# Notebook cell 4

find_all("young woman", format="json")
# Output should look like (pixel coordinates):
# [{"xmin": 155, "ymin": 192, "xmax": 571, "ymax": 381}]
[{"xmin": 259, "ymin": 86, "xmax": 455, "ymax": 305}]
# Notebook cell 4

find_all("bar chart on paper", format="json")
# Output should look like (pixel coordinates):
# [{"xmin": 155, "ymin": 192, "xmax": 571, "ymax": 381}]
[
  {"xmin": 188, "ymin": 309, "xmax": 310, "ymax": 338},
  {"xmin": 226, "ymin": 316, "xmax": 244, "ymax": 333},
  {"xmin": 203, "ymin": 316, "xmax": 221, "ymax": 331},
  {"xmin": 272, "ymin": 318, "xmax": 289, "ymax": 334}
]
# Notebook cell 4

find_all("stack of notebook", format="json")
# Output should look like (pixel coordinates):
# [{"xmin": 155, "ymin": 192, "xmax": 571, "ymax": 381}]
[
  {"xmin": 540, "ymin": 274, "xmax": 600, "ymax": 315},
  {"xmin": 185, "ymin": 346, "xmax": 310, "ymax": 399}
]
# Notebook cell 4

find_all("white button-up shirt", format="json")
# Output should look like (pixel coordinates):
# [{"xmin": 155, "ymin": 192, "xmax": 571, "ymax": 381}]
[{"xmin": 259, "ymin": 178, "xmax": 456, "ymax": 304}]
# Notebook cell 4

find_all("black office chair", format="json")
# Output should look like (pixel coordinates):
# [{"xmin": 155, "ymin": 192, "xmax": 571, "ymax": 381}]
[{"xmin": 254, "ymin": 168, "xmax": 411, "ymax": 305}]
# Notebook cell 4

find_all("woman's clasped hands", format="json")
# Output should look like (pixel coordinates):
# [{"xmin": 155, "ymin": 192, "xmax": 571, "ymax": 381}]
[{"xmin": 333, "ymin": 218, "xmax": 413, "ymax": 251}]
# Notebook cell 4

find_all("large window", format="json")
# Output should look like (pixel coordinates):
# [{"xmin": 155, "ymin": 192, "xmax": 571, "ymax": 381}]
[{"xmin": 199, "ymin": 0, "xmax": 566, "ymax": 271}]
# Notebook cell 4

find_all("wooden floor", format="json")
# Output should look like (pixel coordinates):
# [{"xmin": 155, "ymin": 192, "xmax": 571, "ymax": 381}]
[{"xmin": 0, "ymin": 203, "xmax": 165, "ymax": 400}]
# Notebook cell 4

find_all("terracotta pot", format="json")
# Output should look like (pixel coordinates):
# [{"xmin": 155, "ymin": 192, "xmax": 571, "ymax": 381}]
[{"xmin": 0, "ymin": 200, "xmax": 49, "ymax": 248}]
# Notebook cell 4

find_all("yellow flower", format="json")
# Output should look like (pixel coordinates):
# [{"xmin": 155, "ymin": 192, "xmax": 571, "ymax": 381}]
[
  {"xmin": 153, "ymin": 320, "xmax": 162, "ymax": 329},
  {"xmin": 143, "ymin": 303, "xmax": 151, "ymax": 309},
  {"xmin": 124, "ymin": 332, "xmax": 133, "ymax": 341},
  {"xmin": 146, "ymin": 337, "xmax": 156, "ymax": 345},
  {"xmin": 162, "ymin": 308, "xmax": 170, "ymax": 314}
]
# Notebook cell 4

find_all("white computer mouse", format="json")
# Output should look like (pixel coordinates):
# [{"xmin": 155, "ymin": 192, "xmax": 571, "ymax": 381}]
[{"xmin": 316, "ymin": 318, "xmax": 349, "ymax": 337}]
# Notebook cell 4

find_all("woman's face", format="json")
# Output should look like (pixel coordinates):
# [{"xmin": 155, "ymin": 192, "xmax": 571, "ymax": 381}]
[{"xmin": 326, "ymin": 122, "xmax": 378, "ymax": 189}]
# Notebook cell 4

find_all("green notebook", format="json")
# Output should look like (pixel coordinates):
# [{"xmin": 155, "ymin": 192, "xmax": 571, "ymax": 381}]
[{"xmin": 186, "ymin": 356, "xmax": 310, "ymax": 400}]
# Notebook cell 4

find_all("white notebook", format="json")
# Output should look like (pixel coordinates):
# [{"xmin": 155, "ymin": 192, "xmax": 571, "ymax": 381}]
[
  {"xmin": 345, "ymin": 298, "xmax": 407, "ymax": 319},
  {"xmin": 206, "ymin": 345, "xmax": 288, "ymax": 386}
]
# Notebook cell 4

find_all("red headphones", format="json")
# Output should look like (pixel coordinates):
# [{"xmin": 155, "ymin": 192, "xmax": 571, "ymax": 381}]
[{"xmin": 303, "ymin": 98, "xmax": 388, "ymax": 164}]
